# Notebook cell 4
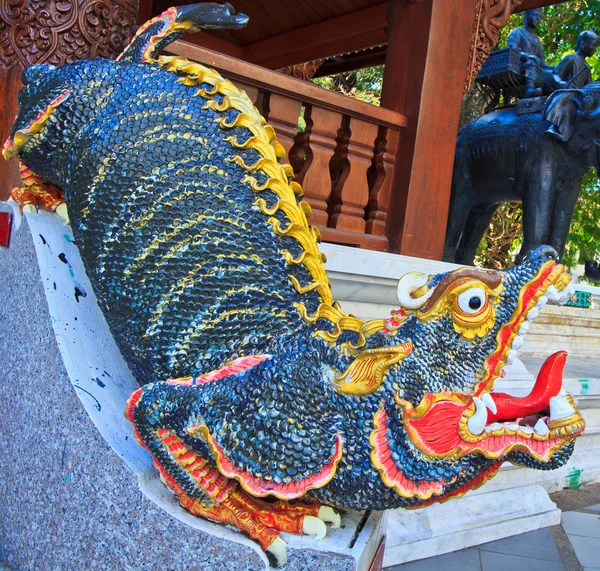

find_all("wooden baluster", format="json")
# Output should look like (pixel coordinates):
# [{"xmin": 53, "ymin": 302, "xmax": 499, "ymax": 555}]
[
  {"xmin": 291, "ymin": 104, "xmax": 342, "ymax": 227},
  {"xmin": 329, "ymin": 116, "xmax": 379, "ymax": 234},
  {"xmin": 263, "ymin": 92, "xmax": 303, "ymax": 162},
  {"xmin": 366, "ymin": 126, "xmax": 400, "ymax": 238}
]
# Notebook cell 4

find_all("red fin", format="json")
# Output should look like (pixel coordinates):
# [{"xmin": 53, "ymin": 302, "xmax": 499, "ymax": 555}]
[
  {"xmin": 205, "ymin": 432, "xmax": 343, "ymax": 500},
  {"xmin": 125, "ymin": 387, "xmax": 143, "ymax": 423},
  {"xmin": 371, "ymin": 407, "xmax": 449, "ymax": 500},
  {"xmin": 167, "ymin": 354, "xmax": 271, "ymax": 386}
]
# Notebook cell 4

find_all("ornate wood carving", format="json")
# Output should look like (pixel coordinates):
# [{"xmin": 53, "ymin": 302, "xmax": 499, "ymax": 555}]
[
  {"xmin": 280, "ymin": 60, "xmax": 323, "ymax": 82},
  {"xmin": 465, "ymin": 0, "xmax": 523, "ymax": 92},
  {"xmin": 0, "ymin": 0, "xmax": 140, "ymax": 72}
]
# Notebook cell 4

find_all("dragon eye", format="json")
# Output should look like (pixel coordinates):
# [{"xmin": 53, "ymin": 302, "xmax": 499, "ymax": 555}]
[{"xmin": 457, "ymin": 288, "xmax": 487, "ymax": 314}]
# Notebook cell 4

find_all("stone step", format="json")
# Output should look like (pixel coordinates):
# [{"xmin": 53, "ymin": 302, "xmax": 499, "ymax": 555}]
[
  {"xmin": 383, "ymin": 485, "xmax": 560, "ymax": 567},
  {"xmin": 534, "ymin": 305, "xmax": 600, "ymax": 328},
  {"xmin": 526, "ymin": 324, "xmax": 600, "ymax": 338},
  {"xmin": 520, "ymin": 340, "xmax": 600, "ymax": 358},
  {"xmin": 576, "ymin": 397, "xmax": 600, "ymax": 426}
]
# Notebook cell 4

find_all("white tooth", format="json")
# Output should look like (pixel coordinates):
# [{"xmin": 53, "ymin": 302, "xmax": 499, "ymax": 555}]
[
  {"xmin": 558, "ymin": 387, "xmax": 567, "ymax": 396},
  {"xmin": 487, "ymin": 422, "xmax": 504, "ymax": 431},
  {"xmin": 507, "ymin": 349, "xmax": 517, "ymax": 365},
  {"xmin": 504, "ymin": 423, "xmax": 520, "ymax": 432},
  {"xmin": 520, "ymin": 321, "xmax": 530, "ymax": 334},
  {"xmin": 549, "ymin": 395, "xmax": 576, "ymax": 421},
  {"xmin": 519, "ymin": 426, "xmax": 535, "ymax": 434},
  {"xmin": 468, "ymin": 397, "xmax": 488, "ymax": 435},
  {"xmin": 512, "ymin": 335, "xmax": 524, "ymax": 349},
  {"xmin": 546, "ymin": 285, "xmax": 560, "ymax": 302},
  {"xmin": 528, "ymin": 306, "xmax": 540, "ymax": 320},
  {"xmin": 534, "ymin": 418, "xmax": 550, "ymax": 435},
  {"xmin": 481, "ymin": 392, "xmax": 497, "ymax": 414},
  {"xmin": 536, "ymin": 296, "xmax": 548, "ymax": 309}
]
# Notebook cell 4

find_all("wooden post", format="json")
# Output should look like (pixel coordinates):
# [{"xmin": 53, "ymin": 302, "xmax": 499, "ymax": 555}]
[
  {"xmin": 293, "ymin": 105, "xmax": 343, "ymax": 227},
  {"xmin": 0, "ymin": 0, "xmax": 140, "ymax": 201},
  {"xmin": 382, "ymin": 0, "xmax": 478, "ymax": 260},
  {"xmin": 329, "ymin": 116, "xmax": 379, "ymax": 234}
]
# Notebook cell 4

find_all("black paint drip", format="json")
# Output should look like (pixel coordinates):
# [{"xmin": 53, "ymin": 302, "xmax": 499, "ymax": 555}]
[
  {"xmin": 92, "ymin": 377, "xmax": 106, "ymax": 388},
  {"xmin": 74, "ymin": 286, "xmax": 87, "ymax": 303}
]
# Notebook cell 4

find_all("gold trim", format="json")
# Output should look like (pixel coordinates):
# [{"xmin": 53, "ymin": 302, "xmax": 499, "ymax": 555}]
[
  {"xmin": 156, "ymin": 55, "xmax": 387, "ymax": 349},
  {"xmin": 334, "ymin": 342, "xmax": 413, "ymax": 396}
]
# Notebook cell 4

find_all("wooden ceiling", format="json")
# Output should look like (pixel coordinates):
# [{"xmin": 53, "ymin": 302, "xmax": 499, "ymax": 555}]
[{"xmin": 142, "ymin": 0, "xmax": 570, "ymax": 72}]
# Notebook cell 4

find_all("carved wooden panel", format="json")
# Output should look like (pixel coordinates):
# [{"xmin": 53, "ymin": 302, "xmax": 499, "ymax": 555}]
[
  {"xmin": 465, "ymin": 0, "xmax": 524, "ymax": 93},
  {"xmin": 0, "ymin": 0, "xmax": 140, "ymax": 72}
]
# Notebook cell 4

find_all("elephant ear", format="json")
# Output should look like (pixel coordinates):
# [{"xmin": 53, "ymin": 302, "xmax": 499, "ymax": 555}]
[{"xmin": 543, "ymin": 89, "xmax": 593, "ymax": 142}]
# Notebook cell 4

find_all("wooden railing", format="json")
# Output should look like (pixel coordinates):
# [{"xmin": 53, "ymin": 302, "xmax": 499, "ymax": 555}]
[{"xmin": 169, "ymin": 41, "xmax": 407, "ymax": 251}]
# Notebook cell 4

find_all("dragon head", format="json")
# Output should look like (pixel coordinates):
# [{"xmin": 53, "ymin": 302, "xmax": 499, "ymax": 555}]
[{"xmin": 364, "ymin": 246, "xmax": 584, "ymax": 504}]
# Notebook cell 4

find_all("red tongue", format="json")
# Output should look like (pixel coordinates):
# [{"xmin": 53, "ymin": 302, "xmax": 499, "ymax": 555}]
[{"xmin": 487, "ymin": 351, "xmax": 567, "ymax": 423}]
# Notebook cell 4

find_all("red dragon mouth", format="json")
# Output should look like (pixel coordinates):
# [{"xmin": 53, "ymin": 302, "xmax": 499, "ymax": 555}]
[{"xmin": 398, "ymin": 260, "xmax": 585, "ymax": 463}]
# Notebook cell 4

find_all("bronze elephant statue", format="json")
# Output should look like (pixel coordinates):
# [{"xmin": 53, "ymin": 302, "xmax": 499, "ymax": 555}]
[{"xmin": 444, "ymin": 84, "xmax": 600, "ymax": 265}]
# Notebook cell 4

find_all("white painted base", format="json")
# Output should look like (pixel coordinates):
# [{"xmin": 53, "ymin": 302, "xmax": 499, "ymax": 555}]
[{"xmin": 383, "ymin": 485, "xmax": 560, "ymax": 566}]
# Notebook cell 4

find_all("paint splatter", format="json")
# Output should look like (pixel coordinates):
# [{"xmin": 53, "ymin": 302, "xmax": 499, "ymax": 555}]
[
  {"xmin": 64, "ymin": 234, "xmax": 72, "ymax": 243},
  {"xmin": 92, "ymin": 377, "xmax": 106, "ymax": 388},
  {"xmin": 73, "ymin": 385, "xmax": 101, "ymax": 411},
  {"xmin": 53, "ymin": 281, "xmax": 57, "ymax": 290},
  {"xmin": 74, "ymin": 286, "xmax": 87, "ymax": 303},
  {"xmin": 566, "ymin": 467, "xmax": 584, "ymax": 489},
  {"xmin": 39, "ymin": 234, "xmax": 50, "ymax": 247},
  {"xmin": 579, "ymin": 380, "xmax": 589, "ymax": 396},
  {"xmin": 58, "ymin": 252, "xmax": 75, "ymax": 276}
]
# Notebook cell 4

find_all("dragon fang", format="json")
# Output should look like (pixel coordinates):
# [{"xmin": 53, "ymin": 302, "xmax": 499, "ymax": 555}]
[{"xmin": 4, "ymin": 3, "xmax": 585, "ymax": 567}]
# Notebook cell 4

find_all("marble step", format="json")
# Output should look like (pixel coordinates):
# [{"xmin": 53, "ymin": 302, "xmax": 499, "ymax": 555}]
[
  {"xmin": 576, "ymin": 397, "xmax": 600, "ymax": 426},
  {"xmin": 383, "ymin": 485, "xmax": 560, "ymax": 567},
  {"xmin": 522, "ymin": 327, "xmax": 600, "ymax": 339},
  {"xmin": 520, "ymin": 340, "xmax": 600, "ymax": 358},
  {"xmin": 532, "ymin": 305, "xmax": 600, "ymax": 328}
]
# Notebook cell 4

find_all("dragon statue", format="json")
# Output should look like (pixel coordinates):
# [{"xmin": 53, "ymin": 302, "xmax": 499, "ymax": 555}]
[{"xmin": 3, "ymin": 3, "xmax": 586, "ymax": 567}]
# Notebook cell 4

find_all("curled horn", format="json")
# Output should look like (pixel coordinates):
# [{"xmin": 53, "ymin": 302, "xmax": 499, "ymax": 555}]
[{"xmin": 396, "ymin": 272, "xmax": 434, "ymax": 310}]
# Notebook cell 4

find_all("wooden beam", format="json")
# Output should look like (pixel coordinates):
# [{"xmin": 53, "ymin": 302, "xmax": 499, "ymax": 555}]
[
  {"xmin": 0, "ymin": 67, "xmax": 23, "ymax": 200},
  {"xmin": 242, "ymin": 4, "xmax": 389, "ymax": 70},
  {"xmin": 183, "ymin": 31, "xmax": 244, "ymax": 60},
  {"xmin": 313, "ymin": 47, "xmax": 387, "ymax": 78},
  {"xmin": 169, "ymin": 41, "xmax": 406, "ymax": 130},
  {"xmin": 383, "ymin": 0, "xmax": 479, "ymax": 260},
  {"xmin": 137, "ymin": 0, "xmax": 154, "ymax": 25},
  {"xmin": 514, "ymin": 0, "xmax": 570, "ymax": 12}
]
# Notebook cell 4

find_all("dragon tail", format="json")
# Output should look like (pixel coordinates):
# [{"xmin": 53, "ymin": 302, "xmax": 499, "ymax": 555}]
[{"xmin": 118, "ymin": 3, "xmax": 248, "ymax": 64}]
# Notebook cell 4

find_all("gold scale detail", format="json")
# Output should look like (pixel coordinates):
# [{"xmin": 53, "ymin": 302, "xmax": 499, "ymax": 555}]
[{"xmin": 156, "ymin": 55, "xmax": 387, "ymax": 352}]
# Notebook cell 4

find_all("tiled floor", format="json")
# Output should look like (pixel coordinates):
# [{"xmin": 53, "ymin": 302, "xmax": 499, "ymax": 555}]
[{"xmin": 387, "ymin": 487, "xmax": 600, "ymax": 571}]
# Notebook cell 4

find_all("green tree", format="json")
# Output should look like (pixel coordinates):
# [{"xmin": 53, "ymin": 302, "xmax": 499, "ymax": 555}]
[{"xmin": 312, "ymin": 66, "xmax": 384, "ymax": 105}]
